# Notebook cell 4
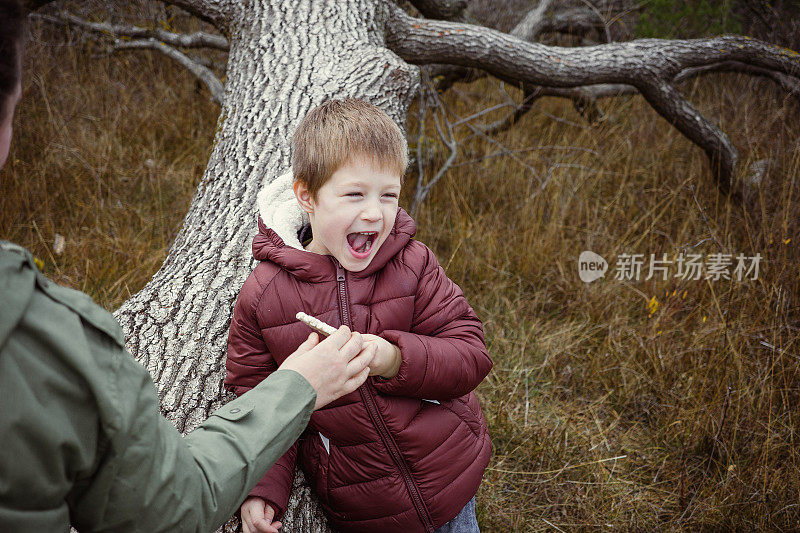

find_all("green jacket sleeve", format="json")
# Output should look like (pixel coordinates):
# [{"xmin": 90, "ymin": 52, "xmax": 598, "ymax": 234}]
[
  {"xmin": 82, "ymin": 363, "xmax": 315, "ymax": 532},
  {"xmin": 79, "ymin": 362, "xmax": 316, "ymax": 532},
  {"xmin": 0, "ymin": 244, "xmax": 316, "ymax": 532}
]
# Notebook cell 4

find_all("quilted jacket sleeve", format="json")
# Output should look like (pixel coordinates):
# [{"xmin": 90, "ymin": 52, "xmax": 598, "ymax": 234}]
[
  {"xmin": 225, "ymin": 271, "xmax": 299, "ymax": 521},
  {"xmin": 373, "ymin": 242, "xmax": 493, "ymax": 400}
]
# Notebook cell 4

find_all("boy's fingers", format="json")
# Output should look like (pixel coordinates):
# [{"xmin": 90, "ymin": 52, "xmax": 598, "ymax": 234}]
[
  {"xmin": 241, "ymin": 508, "xmax": 252, "ymax": 532},
  {"xmin": 252, "ymin": 517, "xmax": 275, "ymax": 533},
  {"xmin": 244, "ymin": 506, "xmax": 272, "ymax": 533}
]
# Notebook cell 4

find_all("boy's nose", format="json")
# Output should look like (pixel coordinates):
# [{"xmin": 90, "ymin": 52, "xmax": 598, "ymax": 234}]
[{"xmin": 361, "ymin": 201, "xmax": 382, "ymax": 221}]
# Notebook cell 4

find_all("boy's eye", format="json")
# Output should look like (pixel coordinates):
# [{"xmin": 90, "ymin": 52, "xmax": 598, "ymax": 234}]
[
  {"xmin": 345, "ymin": 192, "xmax": 362, "ymax": 197},
  {"xmin": 383, "ymin": 193, "xmax": 398, "ymax": 199}
]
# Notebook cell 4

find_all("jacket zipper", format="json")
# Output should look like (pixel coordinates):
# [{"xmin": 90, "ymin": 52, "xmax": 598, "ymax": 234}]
[{"xmin": 334, "ymin": 260, "xmax": 435, "ymax": 532}]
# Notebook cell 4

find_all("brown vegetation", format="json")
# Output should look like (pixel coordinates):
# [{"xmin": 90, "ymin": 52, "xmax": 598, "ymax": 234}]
[{"xmin": 2, "ymin": 18, "xmax": 799, "ymax": 531}]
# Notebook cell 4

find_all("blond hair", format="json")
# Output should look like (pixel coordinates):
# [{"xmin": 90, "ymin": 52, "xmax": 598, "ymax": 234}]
[{"xmin": 291, "ymin": 98, "xmax": 408, "ymax": 199}]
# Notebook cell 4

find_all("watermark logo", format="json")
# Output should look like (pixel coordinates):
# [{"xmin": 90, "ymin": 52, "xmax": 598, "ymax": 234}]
[
  {"xmin": 578, "ymin": 250, "xmax": 608, "ymax": 283},
  {"xmin": 579, "ymin": 251, "xmax": 762, "ymax": 283}
]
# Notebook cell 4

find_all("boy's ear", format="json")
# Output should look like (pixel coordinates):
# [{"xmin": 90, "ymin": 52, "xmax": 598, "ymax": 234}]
[{"xmin": 293, "ymin": 180, "xmax": 314, "ymax": 214}]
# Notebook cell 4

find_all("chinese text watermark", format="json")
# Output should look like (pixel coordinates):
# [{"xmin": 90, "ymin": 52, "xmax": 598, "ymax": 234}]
[{"xmin": 578, "ymin": 251, "xmax": 762, "ymax": 283}]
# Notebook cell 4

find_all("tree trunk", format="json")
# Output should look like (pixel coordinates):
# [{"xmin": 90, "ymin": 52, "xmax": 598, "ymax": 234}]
[{"xmin": 114, "ymin": 1, "xmax": 419, "ymax": 530}]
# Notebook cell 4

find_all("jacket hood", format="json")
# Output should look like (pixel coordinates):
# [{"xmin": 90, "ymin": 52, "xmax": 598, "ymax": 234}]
[
  {"xmin": 0, "ymin": 243, "xmax": 36, "ymax": 350},
  {"xmin": 252, "ymin": 171, "xmax": 416, "ymax": 281}
]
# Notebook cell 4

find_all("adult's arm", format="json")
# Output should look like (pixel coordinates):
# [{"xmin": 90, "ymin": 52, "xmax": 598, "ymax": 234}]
[
  {"xmin": 0, "ymin": 245, "xmax": 316, "ymax": 532},
  {"xmin": 120, "ymin": 363, "xmax": 316, "ymax": 532},
  {"xmin": 224, "ymin": 269, "xmax": 301, "ymax": 521}
]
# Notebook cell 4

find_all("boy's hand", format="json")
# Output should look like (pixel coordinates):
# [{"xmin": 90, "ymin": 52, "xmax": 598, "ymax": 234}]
[
  {"xmin": 241, "ymin": 497, "xmax": 281, "ymax": 533},
  {"xmin": 362, "ymin": 334, "xmax": 401, "ymax": 379},
  {"xmin": 280, "ymin": 326, "xmax": 376, "ymax": 409}
]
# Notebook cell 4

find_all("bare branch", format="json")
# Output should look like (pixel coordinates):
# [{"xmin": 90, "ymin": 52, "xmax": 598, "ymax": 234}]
[
  {"xmin": 387, "ymin": 12, "xmax": 800, "ymax": 87},
  {"xmin": 676, "ymin": 60, "xmax": 800, "ymax": 100},
  {"xmin": 429, "ymin": 0, "xmax": 625, "ymax": 93},
  {"xmin": 24, "ymin": 0, "xmax": 230, "ymax": 30},
  {"xmin": 154, "ymin": 0, "xmax": 230, "ymax": 33},
  {"xmin": 114, "ymin": 38, "xmax": 225, "ymax": 104},
  {"xmin": 424, "ymin": 3, "xmax": 792, "ymax": 114},
  {"xmin": 410, "ymin": 78, "xmax": 459, "ymax": 215},
  {"xmin": 385, "ymin": 5, "xmax": 800, "ymax": 191},
  {"xmin": 32, "ymin": 12, "xmax": 229, "ymax": 50},
  {"xmin": 478, "ymin": 85, "xmax": 542, "ymax": 135},
  {"xmin": 33, "ymin": 12, "xmax": 227, "ymax": 105},
  {"xmin": 502, "ymin": 60, "xmax": 800, "ymax": 130},
  {"xmin": 462, "ymin": 82, "xmax": 611, "ymax": 138},
  {"xmin": 500, "ymin": 60, "xmax": 800, "ymax": 132},
  {"xmin": 452, "ymin": 101, "xmax": 518, "ymax": 127},
  {"xmin": 577, "ymin": 0, "xmax": 611, "ymax": 42},
  {"xmin": 509, "ymin": 0, "xmax": 555, "ymax": 41},
  {"xmin": 412, "ymin": 91, "xmax": 428, "ymax": 214},
  {"xmin": 539, "ymin": 9, "xmax": 598, "ymax": 37},
  {"xmin": 440, "ymin": 97, "xmax": 544, "ymax": 183},
  {"xmin": 431, "ymin": 0, "xmax": 556, "ymax": 93},
  {"xmin": 638, "ymin": 79, "xmax": 737, "ymax": 191}
]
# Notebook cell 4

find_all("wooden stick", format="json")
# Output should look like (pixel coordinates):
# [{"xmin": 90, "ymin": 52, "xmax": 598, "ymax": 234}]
[{"xmin": 296, "ymin": 311, "xmax": 338, "ymax": 337}]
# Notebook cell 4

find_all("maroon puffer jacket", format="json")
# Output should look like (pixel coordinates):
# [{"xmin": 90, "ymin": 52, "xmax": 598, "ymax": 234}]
[{"xmin": 225, "ymin": 207, "xmax": 492, "ymax": 533}]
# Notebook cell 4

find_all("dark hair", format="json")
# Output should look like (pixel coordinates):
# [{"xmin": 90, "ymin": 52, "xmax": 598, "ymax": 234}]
[{"xmin": 0, "ymin": 0, "xmax": 26, "ymax": 120}]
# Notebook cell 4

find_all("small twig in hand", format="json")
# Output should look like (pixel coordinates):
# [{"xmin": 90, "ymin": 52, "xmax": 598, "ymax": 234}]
[{"xmin": 296, "ymin": 312, "xmax": 338, "ymax": 337}]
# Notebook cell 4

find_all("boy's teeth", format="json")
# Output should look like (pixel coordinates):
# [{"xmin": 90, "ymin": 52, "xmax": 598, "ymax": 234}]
[
  {"xmin": 347, "ymin": 231, "xmax": 377, "ymax": 254},
  {"xmin": 349, "ymin": 232, "xmax": 370, "ymax": 252}
]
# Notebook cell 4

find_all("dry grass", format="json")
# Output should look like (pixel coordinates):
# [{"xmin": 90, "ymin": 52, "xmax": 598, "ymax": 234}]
[
  {"xmin": 412, "ymin": 77, "xmax": 800, "ymax": 530},
  {"xmin": 3, "ymin": 15, "xmax": 800, "ymax": 533},
  {"xmin": 0, "ymin": 20, "xmax": 216, "ymax": 306}
]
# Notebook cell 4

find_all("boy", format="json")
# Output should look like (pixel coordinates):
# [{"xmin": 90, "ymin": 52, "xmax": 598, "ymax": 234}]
[{"xmin": 225, "ymin": 98, "xmax": 493, "ymax": 533}]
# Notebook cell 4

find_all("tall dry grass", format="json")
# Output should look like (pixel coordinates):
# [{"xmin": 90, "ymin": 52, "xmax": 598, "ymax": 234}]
[
  {"xmin": 412, "ymin": 77, "xmax": 800, "ymax": 530},
  {"xmin": 2, "ymin": 15, "xmax": 799, "ymax": 533},
  {"xmin": 0, "ymin": 19, "xmax": 217, "ymax": 306}
]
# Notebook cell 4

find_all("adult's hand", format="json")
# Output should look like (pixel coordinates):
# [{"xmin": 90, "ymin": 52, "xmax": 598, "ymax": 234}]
[{"xmin": 280, "ymin": 326, "xmax": 374, "ymax": 409}]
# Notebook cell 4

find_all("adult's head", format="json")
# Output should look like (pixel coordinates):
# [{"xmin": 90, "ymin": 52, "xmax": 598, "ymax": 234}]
[
  {"xmin": 290, "ymin": 98, "xmax": 408, "ymax": 202},
  {"xmin": 0, "ymin": 0, "xmax": 26, "ymax": 169}
]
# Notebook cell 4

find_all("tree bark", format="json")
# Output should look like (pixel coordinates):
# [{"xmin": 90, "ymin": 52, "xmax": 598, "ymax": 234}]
[{"xmin": 113, "ymin": 1, "xmax": 418, "ymax": 530}]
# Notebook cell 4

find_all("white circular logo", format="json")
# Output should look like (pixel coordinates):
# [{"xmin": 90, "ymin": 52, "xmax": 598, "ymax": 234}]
[{"xmin": 578, "ymin": 251, "xmax": 608, "ymax": 283}]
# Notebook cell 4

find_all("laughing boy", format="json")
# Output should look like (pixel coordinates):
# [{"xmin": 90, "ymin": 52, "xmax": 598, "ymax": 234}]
[{"xmin": 225, "ymin": 98, "xmax": 493, "ymax": 533}]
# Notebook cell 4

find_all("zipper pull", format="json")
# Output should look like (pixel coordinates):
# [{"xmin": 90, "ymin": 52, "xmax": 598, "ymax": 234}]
[{"xmin": 335, "ymin": 261, "xmax": 346, "ymax": 282}]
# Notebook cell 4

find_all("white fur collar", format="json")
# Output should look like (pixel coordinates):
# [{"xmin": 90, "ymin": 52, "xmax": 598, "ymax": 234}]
[{"xmin": 256, "ymin": 171, "xmax": 308, "ymax": 250}]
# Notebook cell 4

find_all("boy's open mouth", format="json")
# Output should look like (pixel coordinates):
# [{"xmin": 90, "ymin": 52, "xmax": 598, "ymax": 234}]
[{"xmin": 347, "ymin": 231, "xmax": 377, "ymax": 257}]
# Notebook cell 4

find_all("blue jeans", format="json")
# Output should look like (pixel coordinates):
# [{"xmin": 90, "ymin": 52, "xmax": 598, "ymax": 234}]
[{"xmin": 433, "ymin": 497, "xmax": 480, "ymax": 533}]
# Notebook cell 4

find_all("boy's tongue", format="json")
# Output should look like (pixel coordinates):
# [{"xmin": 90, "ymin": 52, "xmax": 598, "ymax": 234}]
[{"xmin": 348, "ymin": 232, "xmax": 370, "ymax": 251}]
